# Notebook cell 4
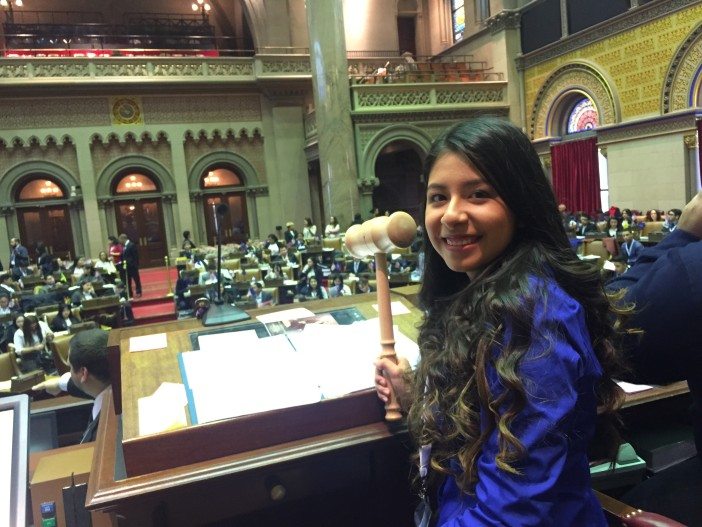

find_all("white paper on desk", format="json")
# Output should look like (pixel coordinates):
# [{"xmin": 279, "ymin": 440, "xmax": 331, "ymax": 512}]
[
  {"xmin": 616, "ymin": 380, "xmax": 654, "ymax": 393},
  {"xmin": 256, "ymin": 307, "xmax": 315, "ymax": 324},
  {"xmin": 198, "ymin": 329, "xmax": 260, "ymax": 352},
  {"xmin": 290, "ymin": 323, "xmax": 377, "ymax": 398},
  {"xmin": 363, "ymin": 318, "xmax": 420, "ymax": 369},
  {"xmin": 371, "ymin": 300, "xmax": 411, "ymax": 316},
  {"xmin": 181, "ymin": 334, "xmax": 320, "ymax": 423},
  {"xmin": 129, "ymin": 333, "xmax": 168, "ymax": 353},
  {"xmin": 138, "ymin": 382, "xmax": 188, "ymax": 436}
]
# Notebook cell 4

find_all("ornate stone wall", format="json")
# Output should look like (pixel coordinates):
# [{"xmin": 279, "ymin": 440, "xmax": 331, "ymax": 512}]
[
  {"xmin": 183, "ymin": 130, "xmax": 267, "ymax": 185},
  {"xmin": 524, "ymin": 3, "xmax": 702, "ymax": 138},
  {"xmin": 90, "ymin": 133, "xmax": 174, "ymax": 185},
  {"xmin": 0, "ymin": 138, "xmax": 79, "ymax": 186}
]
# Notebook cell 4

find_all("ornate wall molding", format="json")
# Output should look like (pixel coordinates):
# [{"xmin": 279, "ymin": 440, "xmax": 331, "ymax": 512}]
[
  {"xmin": 486, "ymin": 9, "xmax": 520, "ymax": 34},
  {"xmin": 684, "ymin": 133, "xmax": 699, "ymax": 149},
  {"xmin": 530, "ymin": 63, "xmax": 619, "ymax": 139},
  {"xmin": 663, "ymin": 22, "xmax": 702, "ymax": 113},
  {"xmin": 145, "ymin": 94, "xmax": 262, "ymax": 124},
  {"xmin": 183, "ymin": 127, "xmax": 263, "ymax": 143},
  {"xmin": 0, "ymin": 97, "xmax": 108, "ymax": 130},
  {"xmin": 246, "ymin": 185, "xmax": 269, "ymax": 196},
  {"xmin": 352, "ymin": 82, "xmax": 508, "ymax": 111},
  {"xmin": 517, "ymin": 0, "xmax": 696, "ymax": 70},
  {"xmin": 259, "ymin": 57, "xmax": 312, "ymax": 75},
  {"xmin": 0, "ymin": 57, "xmax": 258, "ymax": 87},
  {"xmin": 357, "ymin": 176, "xmax": 380, "ymax": 195},
  {"xmin": 595, "ymin": 109, "xmax": 699, "ymax": 145}
]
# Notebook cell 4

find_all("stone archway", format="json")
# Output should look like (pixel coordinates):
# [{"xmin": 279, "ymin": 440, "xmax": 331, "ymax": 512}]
[
  {"xmin": 663, "ymin": 22, "xmax": 702, "ymax": 113},
  {"xmin": 530, "ymin": 62, "xmax": 619, "ymax": 139}
]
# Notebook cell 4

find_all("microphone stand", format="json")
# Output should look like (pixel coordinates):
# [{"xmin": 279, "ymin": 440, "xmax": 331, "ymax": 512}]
[{"xmin": 202, "ymin": 204, "xmax": 250, "ymax": 326}]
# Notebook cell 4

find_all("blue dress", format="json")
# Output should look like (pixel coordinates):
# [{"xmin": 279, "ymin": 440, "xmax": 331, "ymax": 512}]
[{"xmin": 436, "ymin": 279, "xmax": 607, "ymax": 526}]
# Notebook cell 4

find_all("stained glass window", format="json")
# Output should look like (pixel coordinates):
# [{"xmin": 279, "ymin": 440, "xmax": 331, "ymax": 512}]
[
  {"xmin": 567, "ymin": 97, "xmax": 599, "ymax": 133},
  {"xmin": 452, "ymin": 0, "xmax": 465, "ymax": 43}
]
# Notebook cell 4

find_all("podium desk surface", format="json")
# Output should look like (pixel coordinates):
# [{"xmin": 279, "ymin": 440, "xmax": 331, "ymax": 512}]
[{"xmin": 113, "ymin": 293, "xmax": 422, "ymax": 443}]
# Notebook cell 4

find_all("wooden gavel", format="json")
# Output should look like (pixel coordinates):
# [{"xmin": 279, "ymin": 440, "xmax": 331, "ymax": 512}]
[{"xmin": 344, "ymin": 211, "xmax": 417, "ymax": 421}]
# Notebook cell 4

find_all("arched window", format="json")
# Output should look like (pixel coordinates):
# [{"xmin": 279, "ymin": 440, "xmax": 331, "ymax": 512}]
[
  {"xmin": 17, "ymin": 177, "xmax": 65, "ymax": 201},
  {"xmin": 114, "ymin": 173, "xmax": 158, "ymax": 194},
  {"xmin": 566, "ymin": 97, "xmax": 599, "ymax": 133},
  {"xmin": 451, "ymin": 0, "xmax": 465, "ymax": 43},
  {"xmin": 200, "ymin": 168, "xmax": 243, "ymax": 188}
]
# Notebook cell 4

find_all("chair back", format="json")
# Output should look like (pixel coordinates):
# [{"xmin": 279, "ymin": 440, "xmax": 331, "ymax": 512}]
[
  {"xmin": 36, "ymin": 304, "xmax": 60, "ymax": 317},
  {"xmin": 243, "ymin": 268, "xmax": 262, "ymax": 282},
  {"xmin": 49, "ymin": 334, "xmax": 73, "ymax": 375},
  {"xmin": 262, "ymin": 287, "xmax": 279, "ymax": 306},
  {"xmin": 69, "ymin": 321, "xmax": 98, "ymax": 334},
  {"xmin": 642, "ymin": 221, "xmax": 665, "ymax": 236},
  {"xmin": 0, "ymin": 350, "xmax": 18, "ymax": 381}
]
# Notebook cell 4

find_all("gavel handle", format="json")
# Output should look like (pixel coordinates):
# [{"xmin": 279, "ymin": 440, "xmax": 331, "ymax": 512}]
[{"xmin": 375, "ymin": 252, "xmax": 402, "ymax": 421}]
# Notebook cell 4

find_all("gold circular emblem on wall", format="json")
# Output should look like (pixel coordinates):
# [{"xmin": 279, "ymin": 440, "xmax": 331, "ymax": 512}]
[{"xmin": 112, "ymin": 98, "xmax": 141, "ymax": 125}]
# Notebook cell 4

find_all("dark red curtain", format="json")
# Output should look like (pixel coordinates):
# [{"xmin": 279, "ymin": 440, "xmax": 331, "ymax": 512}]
[
  {"xmin": 550, "ymin": 137, "xmax": 601, "ymax": 216},
  {"xmin": 697, "ymin": 119, "xmax": 702, "ymax": 187}
]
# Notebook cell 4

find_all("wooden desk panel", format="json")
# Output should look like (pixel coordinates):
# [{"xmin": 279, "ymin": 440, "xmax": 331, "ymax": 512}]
[{"xmin": 107, "ymin": 293, "xmax": 422, "ymax": 477}]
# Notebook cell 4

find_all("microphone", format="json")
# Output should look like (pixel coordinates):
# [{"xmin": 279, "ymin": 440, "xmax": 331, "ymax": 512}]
[{"xmin": 216, "ymin": 203, "xmax": 229, "ymax": 216}]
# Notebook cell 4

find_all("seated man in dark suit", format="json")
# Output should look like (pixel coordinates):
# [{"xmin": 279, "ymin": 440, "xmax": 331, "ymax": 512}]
[
  {"xmin": 32, "ymin": 328, "xmax": 110, "ymax": 443},
  {"xmin": 576, "ymin": 213, "xmax": 598, "ymax": 236},
  {"xmin": 608, "ymin": 191, "xmax": 702, "ymax": 526}
]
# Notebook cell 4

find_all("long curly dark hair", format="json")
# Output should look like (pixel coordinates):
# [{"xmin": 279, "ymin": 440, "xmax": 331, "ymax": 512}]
[{"xmin": 408, "ymin": 118, "xmax": 630, "ymax": 493}]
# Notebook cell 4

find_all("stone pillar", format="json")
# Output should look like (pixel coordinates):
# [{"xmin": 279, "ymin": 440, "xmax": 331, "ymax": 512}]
[
  {"xmin": 170, "ymin": 135, "xmax": 191, "ymax": 241},
  {"xmin": 305, "ymin": 0, "xmax": 359, "ymax": 228},
  {"xmin": 74, "ymin": 136, "xmax": 105, "ymax": 257},
  {"xmin": 560, "ymin": 0, "xmax": 569, "ymax": 38}
]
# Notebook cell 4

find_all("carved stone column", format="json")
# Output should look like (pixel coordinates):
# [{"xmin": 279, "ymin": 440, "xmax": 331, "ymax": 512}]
[
  {"xmin": 0, "ymin": 207, "xmax": 12, "ymax": 266},
  {"xmin": 162, "ymin": 194, "xmax": 178, "ymax": 252},
  {"xmin": 74, "ymin": 135, "xmax": 104, "ymax": 257},
  {"xmin": 305, "ymin": 0, "xmax": 359, "ymax": 227},
  {"xmin": 170, "ymin": 136, "xmax": 191, "ymax": 240}
]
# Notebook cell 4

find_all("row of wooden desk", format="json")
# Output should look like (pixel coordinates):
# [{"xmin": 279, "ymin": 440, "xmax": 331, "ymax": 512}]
[{"xmin": 69, "ymin": 285, "xmax": 692, "ymax": 527}]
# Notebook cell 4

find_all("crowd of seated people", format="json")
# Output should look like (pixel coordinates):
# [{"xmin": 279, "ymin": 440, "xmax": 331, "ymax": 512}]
[
  {"xmin": 0, "ymin": 234, "xmax": 141, "ymax": 377},
  {"xmin": 172, "ymin": 212, "xmax": 425, "ymax": 314},
  {"xmin": 557, "ymin": 203, "xmax": 685, "ymax": 280}
]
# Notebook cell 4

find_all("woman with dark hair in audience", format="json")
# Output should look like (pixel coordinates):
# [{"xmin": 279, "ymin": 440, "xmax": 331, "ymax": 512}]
[
  {"xmin": 302, "ymin": 217, "xmax": 318, "ymax": 240},
  {"xmin": 14, "ymin": 314, "xmax": 54, "ymax": 373},
  {"xmin": 374, "ymin": 118, "xmax": 630, "ymax": 525},
  {"xmin": 324, "ymin": 216, "xmax": 341, "ymax": 238},
  {"xmin": 94, "ymin": 251, "xmax": 118, "ymax": 284},
  {"xmin": 50, "ymin": 303, "xmax": 81, "ymax": 332},
  {"xmin": 303, "ymin": 276, "xmax": 328, "ymax": 300},
  {"xmin": 328, "ymin": 275, "xmax": 351, "ymax": 297},
  {"xmin": 606, "ymin": 216, "xmax": 623, "ymax": 237},
  {"xmin": 645, "ymin": 209, "xmax": 663, "ymax": 222},
  {"xmin": 265, "ymin": 234, "xmax": 280, "ymax": 257},
  {"xmin": 265, "ymin": 262, "xmax": 288, "ymax": 281}
]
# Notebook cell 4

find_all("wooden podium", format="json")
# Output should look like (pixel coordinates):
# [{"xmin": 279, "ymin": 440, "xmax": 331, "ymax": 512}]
[{"xmin": 86, "ymin": 293, "xmax": 422, "ymax": 526}]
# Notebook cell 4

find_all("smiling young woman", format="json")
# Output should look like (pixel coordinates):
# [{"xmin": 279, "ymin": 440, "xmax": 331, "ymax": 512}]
[{"xmin": 375, "ymin": 117, "xmax": 631, "ymax": 526}]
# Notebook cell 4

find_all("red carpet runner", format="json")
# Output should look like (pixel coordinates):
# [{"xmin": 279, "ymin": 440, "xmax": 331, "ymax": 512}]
[{"xmin": 130, "ymin": 266, "xmax": 179, "ymax": 325}]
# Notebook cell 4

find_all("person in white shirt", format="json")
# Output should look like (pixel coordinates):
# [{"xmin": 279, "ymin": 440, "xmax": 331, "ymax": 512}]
[
  {"xmin": 14, "ymin": 314, "xmax": 54, "ymax": 373},
  {"xmin": 32, "ymin": 329, "xmax": 110, "ymax": 443},
  {"xmin": 324, "ymin": 216, "xmax": 341, "ymax": 238},
  {"xmin": 302, "ymin": 217, "xmax": 318, "ymax": 240},
  {"xmin": 328, "ymin": 275, "xmax": 351, "ymax": 297}
]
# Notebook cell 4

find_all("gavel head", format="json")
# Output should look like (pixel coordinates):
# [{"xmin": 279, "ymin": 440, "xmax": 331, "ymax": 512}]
[{"xmin": 344, "ymin": 211, "xmax": 417, "ymax": 258}]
